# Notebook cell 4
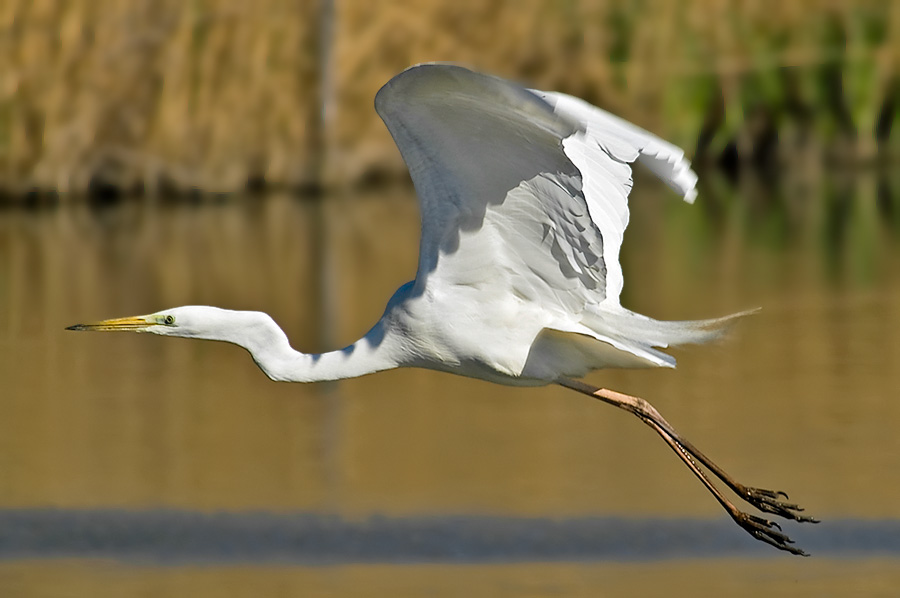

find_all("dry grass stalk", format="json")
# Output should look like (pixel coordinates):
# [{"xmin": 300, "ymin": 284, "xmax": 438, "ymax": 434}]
[{"xmin": 0, "ymin": 0, "xmax": 897, "ymax": 199}]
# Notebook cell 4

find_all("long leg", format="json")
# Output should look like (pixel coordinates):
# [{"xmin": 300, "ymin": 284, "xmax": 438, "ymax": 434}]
[{"xmin": 557, "ymin": 377, "xmax": 818, "ymax": 556}]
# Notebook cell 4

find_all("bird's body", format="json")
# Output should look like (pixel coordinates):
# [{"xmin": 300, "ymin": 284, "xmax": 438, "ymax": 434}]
[
  {"xmin": 93, "ymin": 64, "xmax": 733, "ymax": 385},
  {"xmin": 374, "ymin": 64, "xmax": 729, "ymax": 381},
  {"xmin": 69, "ymin": 64, "xmax": 816, "ymax": 553}
]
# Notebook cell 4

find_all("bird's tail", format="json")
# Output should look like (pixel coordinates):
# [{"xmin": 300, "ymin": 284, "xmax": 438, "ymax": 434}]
[{"xmin": 581, "ymin": 307, "xmax": 758, "ymax": 368}]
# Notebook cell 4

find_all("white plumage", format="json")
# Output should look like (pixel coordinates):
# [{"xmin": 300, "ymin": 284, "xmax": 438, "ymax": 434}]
[
  {"xmin": 69, "ymin": 64, "xmax": 816, "ymax": 554},
  {"xmin": 374, "ymin": 64, "xmax": 734, "ymax": 380}
]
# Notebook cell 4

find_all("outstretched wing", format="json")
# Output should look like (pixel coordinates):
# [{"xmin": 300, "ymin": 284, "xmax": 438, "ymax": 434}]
[
  {"xmin": 375, "ymin": 64, "xmax": 696, "ymax": 322},
  {"xmin": 532, "ymin": 89, "xmax": 698, "ymax": 305}
]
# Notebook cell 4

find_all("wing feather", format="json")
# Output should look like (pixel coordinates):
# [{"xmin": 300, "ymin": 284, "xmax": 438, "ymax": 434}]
[
  {"xmin": 375, "ymin": 64, "xmax": 604, "ymax": 315},
  {"xmin": 535, "ymin": 91, "xmax": 698, "ymax": 202},
  {"xmin": 533, "ymin": 90, "xmax": 698, "ymax": 305},
  {"xmin": 375, "ymin": 64, "xmax": 714, "ymax": 374}
]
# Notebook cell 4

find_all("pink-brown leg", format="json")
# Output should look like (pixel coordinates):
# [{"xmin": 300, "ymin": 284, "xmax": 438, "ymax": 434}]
[{"xmin": 557, "ymin": 377, "xmax": 818, "ymax": 555}]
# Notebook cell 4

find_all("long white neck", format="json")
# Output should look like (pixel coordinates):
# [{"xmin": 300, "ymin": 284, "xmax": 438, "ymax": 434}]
[
  {"xmin": 169, "ymin": 308, "xmax": 402, "ymax": 383},
  {"xmin": 252, "ymin": 324, "xmax": 399, "ymax": 383},
  {"xmin": 253, "ymin": 321, "xmax": 402, "ymax": 383}
]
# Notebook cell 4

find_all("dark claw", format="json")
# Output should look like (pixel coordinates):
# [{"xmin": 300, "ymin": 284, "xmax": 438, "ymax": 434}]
[
  {"xmin": 753, "ymin": 488, "xmax": 790, "ymax": 500},
  {"xmin": 742, "ymin": 487, "xmax": 819, "ymax": 524},
  {"xmin": 734, "ymin": 511, "xmax": 809, "ymax": 556}
]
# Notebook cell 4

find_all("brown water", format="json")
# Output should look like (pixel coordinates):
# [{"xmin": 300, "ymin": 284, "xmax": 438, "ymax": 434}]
[{"xmin": 2, "ymin": 174, "xmax": 900, "ymax": 595}]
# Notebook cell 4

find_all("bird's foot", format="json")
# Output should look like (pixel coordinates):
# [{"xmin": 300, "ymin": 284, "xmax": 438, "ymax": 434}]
[
  {"xmin": 741, "ymin": 487, "xmax": 820, "ymax": 524},
  {"xmin": 733, "ymin": 511, "xmax": 809, "ymax": 556}
]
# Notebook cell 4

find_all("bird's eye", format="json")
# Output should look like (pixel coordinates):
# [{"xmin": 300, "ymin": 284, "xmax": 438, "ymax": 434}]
[{"xmin": 163, "ymin": 315, "xmax": 175, "ymax": 325}]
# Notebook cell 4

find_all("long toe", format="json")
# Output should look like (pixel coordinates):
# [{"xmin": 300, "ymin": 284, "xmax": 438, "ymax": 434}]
[
  {"xmin": 734, "ymin": 511, "xmax": 810, "ymax": 556},
  {"xmin": 743, "ymin": 487, "xmax": 820, "ymax": 523}
]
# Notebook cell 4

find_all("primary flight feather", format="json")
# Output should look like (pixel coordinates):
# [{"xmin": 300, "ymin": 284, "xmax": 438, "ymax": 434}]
[{"xmin": 69, "ymin": 64, "xmax": 816, "ymax": 554}]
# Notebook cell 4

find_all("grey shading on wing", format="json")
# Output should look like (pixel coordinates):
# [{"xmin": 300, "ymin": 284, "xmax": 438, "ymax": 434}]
[
  {"xmin": 531, "ymin": 89, "xmax": 698, "ymax": 307},
  {"xmin": 376, "ymin": 65, "xmax": 608, "ymax": 312},
  {"xmin": 376, "ymin": 64, "xmax": 735, "ymax": 372}
]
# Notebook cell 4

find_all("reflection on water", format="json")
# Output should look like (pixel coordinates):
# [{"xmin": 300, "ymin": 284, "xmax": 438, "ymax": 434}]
[
  {"xmin": 1, "ymin": 173, "xmax": 900, "ymax": 594},
  {"xmin": 3, "ymin": 510, "xmax": 899, "ymax": 563},
  {"xmin": 3, "ymin": 558, "xmax": 899, "ymax": 598}
]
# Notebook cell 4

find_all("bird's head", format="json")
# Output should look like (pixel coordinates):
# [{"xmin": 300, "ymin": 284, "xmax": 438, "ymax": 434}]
[
  {"xmin": 67, "ymin": 306, "xmax": 299, "ymax": 380},
  {"xmin": 66, "ymin": 305, "xmax": 265, "ymax": 342}
]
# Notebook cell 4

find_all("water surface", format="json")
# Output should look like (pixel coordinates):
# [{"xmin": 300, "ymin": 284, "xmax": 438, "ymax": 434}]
[{"xmin": 1, "ymin": 174, "xmax": 899, "ymax": 595}]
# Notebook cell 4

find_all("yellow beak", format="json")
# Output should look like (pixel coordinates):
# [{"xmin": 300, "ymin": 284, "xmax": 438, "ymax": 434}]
[{"xmin": 66, "ymin": 315, "xmax": 152, "ymax": 332}]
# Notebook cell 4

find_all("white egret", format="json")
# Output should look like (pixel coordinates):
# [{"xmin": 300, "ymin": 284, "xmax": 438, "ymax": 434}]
[{"xmin": 69, "ymin": 64, "xmax": 816, "ymax": 554}]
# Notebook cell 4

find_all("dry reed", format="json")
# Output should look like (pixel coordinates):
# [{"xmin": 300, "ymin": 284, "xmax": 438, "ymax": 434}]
[{"xmin": 1, "ymin": 0, "xmax": 899, "ymax": 199}]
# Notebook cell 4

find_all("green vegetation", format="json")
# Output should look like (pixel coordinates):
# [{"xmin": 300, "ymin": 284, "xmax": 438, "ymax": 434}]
[{"xmin": 1, "ymin": 0, "xmax": 899, "ymax": 199}]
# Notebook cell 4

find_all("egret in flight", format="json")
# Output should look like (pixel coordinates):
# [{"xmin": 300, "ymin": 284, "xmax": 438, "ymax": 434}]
[{"xmin": 69, "ymin": 64, "xmax": 816, "ymax": 554}]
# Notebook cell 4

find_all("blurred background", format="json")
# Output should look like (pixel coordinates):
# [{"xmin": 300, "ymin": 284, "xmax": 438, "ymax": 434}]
[{"xmin": 2, "ymin": 1, "xmax": 900, "ymax": 596}]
